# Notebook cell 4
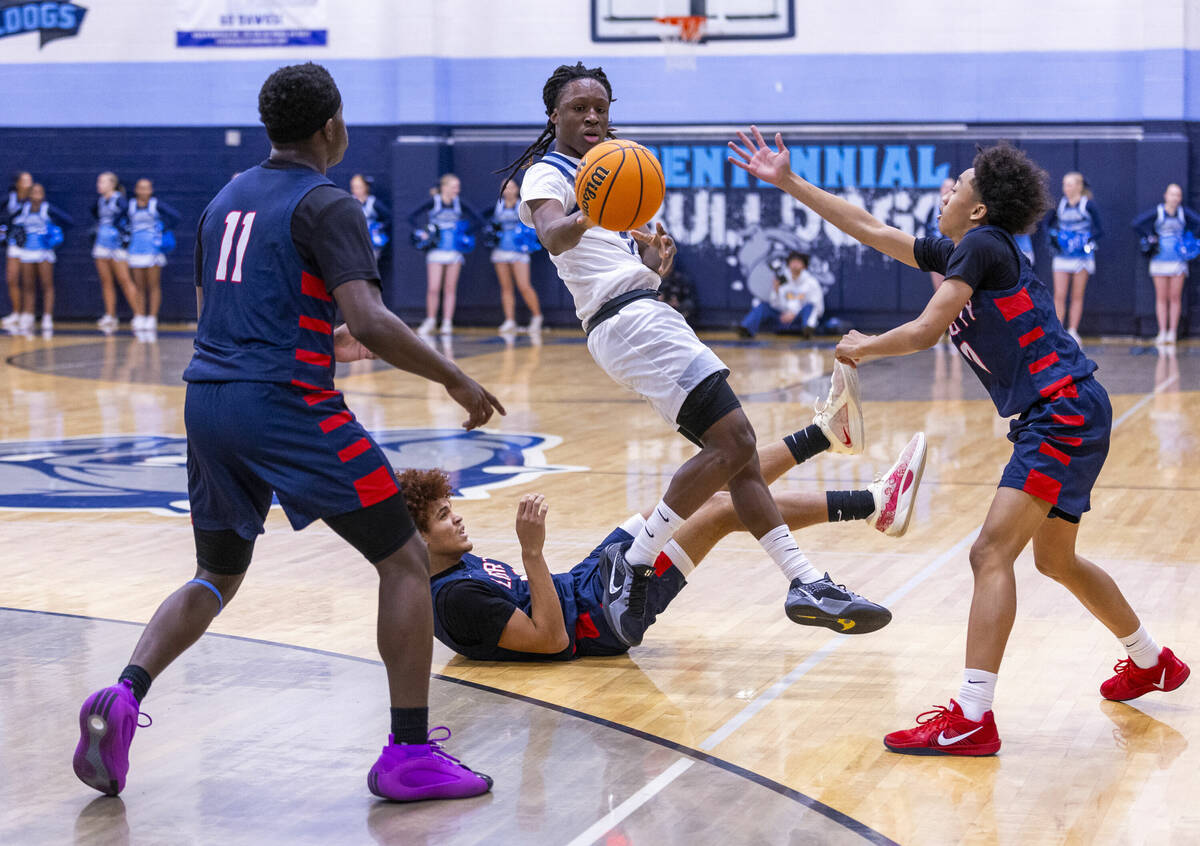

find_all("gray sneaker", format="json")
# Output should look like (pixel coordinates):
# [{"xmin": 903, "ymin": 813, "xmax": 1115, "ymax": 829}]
[
  {"xmin": 597, "ymin": 541, "xmax": 654, "ymax": 647},
  {"xmin": 784, "ymin": 574, "xmax": 891, "ymax": 634}
]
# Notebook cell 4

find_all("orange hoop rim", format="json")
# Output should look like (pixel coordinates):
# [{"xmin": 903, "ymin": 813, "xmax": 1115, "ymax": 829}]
[{"xmin": 655, "ymin": 15, "xmax": 706, "ymax": 43}]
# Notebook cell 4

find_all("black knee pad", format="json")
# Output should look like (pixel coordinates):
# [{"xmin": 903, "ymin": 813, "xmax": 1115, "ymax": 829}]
[
  {"xmin": 676, "ymin": 370, "xmax": 742, "ymax": 446},
  {"xmin": 194, "ymin": 527, "xmax": 256, "ymax": 575}
]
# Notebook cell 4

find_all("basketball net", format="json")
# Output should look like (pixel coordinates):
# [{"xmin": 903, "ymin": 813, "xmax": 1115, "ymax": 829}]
[{"xmin": 656, "ymin": 15, "xmax": 705, "ymax": 72}]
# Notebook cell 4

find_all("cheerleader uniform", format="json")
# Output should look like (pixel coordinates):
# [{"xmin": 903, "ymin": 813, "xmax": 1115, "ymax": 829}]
[
  {"xmin": 92, "ymin": 192, "xmax": 128, "ymax": 261},
  {"xmin": 489, "ymin": 199, "xmax": 531, "ymax": 264},
  {"xmin": 13, "ymin": 200, "xmax": 72, "ymax": 264},
  {"xmin": 1132, "ymin": 203, "xmax": 1200, "ymax": 277},
  {"xmin": 408, "ymin": 195, "xmax": 481, "ymax": 265},
  {"xmin": 5, "ymin": 190, "xmax": 26, "ymax": 259},
  {"xmin": 357, "ymin": 193, "xmax": 390, "ymax": 260},
  {"xmin": 1048, "ymin": 195, "xmax": 1103, "ymax": 274},
  {"xmin": 126, "ymin": 196, "xmax": 181, "ymax": 268}
]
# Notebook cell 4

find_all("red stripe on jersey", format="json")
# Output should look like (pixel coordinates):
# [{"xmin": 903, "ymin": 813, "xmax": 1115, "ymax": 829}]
[
  {"xmin": 1028, "ymin": 351, "xmax": 1060, "ymax": 374},
  {"xmin": 303, "ymin": 389, "xmax": 340, "ymax": 406},
  {"xmin": 653, "ymin": 551, "xmax": 673, "ymax": 577},
  {"xmin": 298, "ymin": 315, "xmax": 332, "ymax": 334},
  {"xmin": 1038, "ymin": 441, "xmax": 1072, "ymax": 465},
  {"xmin": 319, "ymin": 411, "xmax": 353, "ymax": 433},
  {"xmin": 295, "ymin": 348, "xmax": 331, "ymax": 367},
  {"xmin": 338, "ymin": 437, "xmax": 371, "ymax": 463},
  {"xmin": 1050, "ymin": 434, "xmax": 1083, "ymax": 446},
  {"xmin": 994, "ymin": 289, "xmax": 1034, "ymax": 321},
  {"xmin": 1018, "ymin": 326, "xmax": 1045, "ymax": 347},
  {"xmin": 574, "ymin": 612, "xmax": 600, "ymax": 640},
  {"xmin": 1047, "ymin": 383, "xmax": 1078, "ymax": 400},
  {"xmin": 354, "ymin": 466, "xmax": 399, "ymax": 508},
  {"xmin": 1023, "ymin": 468, "xmax": 1063, "ymax": 505},
  {"xmin": 1039, "ymin": 374, "xmax": 1075, "ymax": 398},
  {"xmin": 1051, "ymin": 413, "xmax": 1086, "ymax": 426},
  {"xmin": 300, "ymin": 271, "xmax": 332, "ymax": 302},
  {"xmin": 291, "ymin": 379, "xmax": 323, "ymax": 390}
]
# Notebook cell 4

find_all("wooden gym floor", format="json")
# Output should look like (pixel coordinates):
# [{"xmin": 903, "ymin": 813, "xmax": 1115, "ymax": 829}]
[{"xmin": 1, "ymin": 325, "xmax": 1196, "ymax": 846}]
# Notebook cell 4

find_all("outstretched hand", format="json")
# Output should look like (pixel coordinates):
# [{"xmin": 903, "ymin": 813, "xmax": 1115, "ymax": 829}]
[
  {"xmin": 333, "ymin": 323, "xmax": 376, "ymax": 362},
  {"xmin": 727, "ymin": 125, "xmax": 791, "ymax": 187},
  {"xmin": 446, "ymin": 374, "xmax": 506, "ymax": 430},
  {"xmin": 515, "ymin": 493, "xmax": 548, "ymax": 553},
  {"xmin": 630, "ymin": 221, "xmax": 676, "ymax": 277}
]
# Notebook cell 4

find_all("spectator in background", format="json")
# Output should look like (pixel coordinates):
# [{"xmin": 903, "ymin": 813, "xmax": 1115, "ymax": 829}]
[
  {"xmin": 92, "ymin": 171, "xmax": 139, "ymax": 333},
  {"xmin": 657, "ymin": 265, "xmax": 697, "ymax": 326},
  {"xmin": 126, "ymin": 178, "xmax": 181, "ymax": 335},
  {"xmin": 1013, "ymin": 229, "xmax": 1036, "ymax": 264},
  {"xmin": 350, "ymin": 173, "xmax": 389, "ymax": 262},
  {"xmin": 488, "ymin": 178, "xmax": 543, "ymax": 334},
  {"xmin": 408, "ymin": 173, "xmax": 482, "ymax": 335},
  {"xmin": 2, "ymin": 170, "xmax": 33, "ymax": 330},
  {"xmin": 1047, "ymin": 171, "xmax": 1102, "ymax": 344},
  {"xmin": 926, "ymin": 176, "xmax": 957, "ymax": 292},
  {"xmin": 12, "ymin": 182, "xmax": 72, "ymax": 333},
  {"xmin": 1132, "ymin": 183, "xmax": 1200, "ymax": 345},
  {"xmin": 738, "ymin": 251, "xmax": 823, "ymax": 339}
]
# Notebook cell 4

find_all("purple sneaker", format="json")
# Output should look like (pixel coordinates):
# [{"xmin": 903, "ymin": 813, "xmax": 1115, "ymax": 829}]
[
  {"xmin": 73, "ymin": 681, "xmax": 150, "ymax": 796},
  {"xmin": 367, "ymin": 727, "xmax": 493, "ymax": 802}
]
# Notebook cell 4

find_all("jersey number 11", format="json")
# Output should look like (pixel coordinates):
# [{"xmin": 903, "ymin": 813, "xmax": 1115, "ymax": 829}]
[{"xmin": 215, "ymin": 211, "xmax": 257, "ymax": 283}]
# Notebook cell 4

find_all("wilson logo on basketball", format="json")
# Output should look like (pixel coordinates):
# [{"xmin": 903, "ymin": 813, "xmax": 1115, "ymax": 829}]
[{"xmin": 581, "ymin": 166, "xmax": 611, "ymax": 204}]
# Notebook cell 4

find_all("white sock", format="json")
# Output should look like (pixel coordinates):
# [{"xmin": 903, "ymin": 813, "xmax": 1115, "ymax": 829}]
[
  {"xmin": 759, "ymin": 524, "xmax": 821, "ymax": 583},
  {"xmin": 957, "ymin": 669, "xmax": 997, "ymax": 721},
  {"xmin": 626, "ymin": 499, "xmax": 681, "ymax": 568},
  {"xmin": 1119, "ymin": 624, "xmax": 1162, "ymax": 669},
  {"xmin": 661, "ymin": 539, "xmax": 694, "ymax": 578}
]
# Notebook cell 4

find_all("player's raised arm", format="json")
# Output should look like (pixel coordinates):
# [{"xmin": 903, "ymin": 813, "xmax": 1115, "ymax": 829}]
[
  {"xmin": 496, "ymin": 494, "xmax": 570, "ymax": 654},
  {"xmin": 729, "ymin": 125, "xmax": 919, "ymax": 268}
]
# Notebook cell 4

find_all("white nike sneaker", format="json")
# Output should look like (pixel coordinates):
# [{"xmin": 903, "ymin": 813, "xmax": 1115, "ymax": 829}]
[
  {"xmin": 416, "ymin": 317, "xmax": 436, "ymax": 335},
  {"xmin": 1, "ymin": 312, "xmax": 19, "ymax": 329},
  {"xmin": 867, "ymin": 432, "xmax": 927, "ymax": 537},
  {"xmin": 439, "ymin": 319, "xmax": 453, "ymax": 335},
  {"xmin": 813, "ymin": 360, "xmax": 864, "ymax": 455},
  {"xmin": 498, "ymin": 319, "xmax": 517, "ymax": 333},
  {"xmin": 525, "ymin": 315, "xmax": 544, "ymax": 334}
]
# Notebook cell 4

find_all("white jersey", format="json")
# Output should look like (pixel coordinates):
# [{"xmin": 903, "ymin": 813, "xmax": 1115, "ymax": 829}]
[{"xmin": 519, "ymin": 151, "xmax": 660, "ymax": 325}]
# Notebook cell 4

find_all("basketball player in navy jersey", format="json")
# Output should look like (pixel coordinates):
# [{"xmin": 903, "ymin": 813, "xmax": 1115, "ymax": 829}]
[
  {"xmin": 74, "ymin": 63, "xmax": 503, "ymax": 802},
  {"xmin": 500, "ymin": 63, "xmax": 892, "ymax": 648},
  {"xmin": 730, "ymin": 127, "xmax": 1190, "ymax": 755},
  {"xmin": 403, "ymin": 427, "xmax": 925, "ymax": 662}
]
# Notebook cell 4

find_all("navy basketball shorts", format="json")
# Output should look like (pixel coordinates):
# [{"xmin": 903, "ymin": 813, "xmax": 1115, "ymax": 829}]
[
  {"xmin": 568, "ymin": 521, "xmax": 688, "ymax": 656},
  {"xmin": 185, "ymin": 381, "xmax": 404, "ymax": 540},
  {"xmin": 999, "ymin": 376, "xmax": 1112, "ymax": 522}
]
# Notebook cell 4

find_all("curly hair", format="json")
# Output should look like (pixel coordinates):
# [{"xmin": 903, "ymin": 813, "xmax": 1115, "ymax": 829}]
[
  {"xmin": 258, "ymin": 62, "xmax": 342, "ymax": 144},
  {"xmin": 972, "ymin": 143, "xmax": 1051, "ymax": 235},
  {"xmin": 396, "ymin": 468, "xmax": 453, "ymax": 533},
  {"xmin": 496, "ymin": 62, "xmax": 616, "ymax": 188}
]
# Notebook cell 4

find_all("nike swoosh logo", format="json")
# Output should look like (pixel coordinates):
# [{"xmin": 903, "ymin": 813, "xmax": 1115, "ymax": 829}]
[
  {"xmin": 608, "ymin": 564, "xmax": 623, "ymax": 597},
  {"xmin": 937, "ymin": 727, "xmax": 983, "ymax": 746},
  {"xmin": 966, "ymin": 679, "xmax": 985, "ymax": 684},
  {"xmin": 656, "ymin": 508, "xmax": 668, "ymax": 521},
  {"xmin": 646, "ymin": 529, "xmax": 654, "ymax": 538},
  {"xmin": 1153, "ymin": 669, "xmax": 1167, "ymax": 689}
]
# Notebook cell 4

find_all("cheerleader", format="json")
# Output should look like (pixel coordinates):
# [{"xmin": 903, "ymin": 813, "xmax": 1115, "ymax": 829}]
[
  {"xmin": 1131, "ymin": 183, "xmax": 1200, "ymax": 345},
  {"xmin": 2, "ymin": 170, "xmax": 33, "ymax": 330},
  {"xmin": 350, "ymin": 174, "xmax": 390, "ymax": 262},
  {"xmin": 92, "ymin": 172, "xmax": 139, "ymax": 332},
  {"xmin": 1047, "ymin": 171, "xmax": 1103, "ymax": 344},
  {"xmin": 489, "ymin": 178, "xmax": 543, "ymax": 333},
  {"xmin": 12, "ymin": 183, "xmax": 73, "ymax": 332},
  {"xmin": 407, "ymin": 173, "xmax": 482, "ymax": 334},
  {"xmin": 125, "ymin": 178, "xmax": 181, "ymax": 333}
]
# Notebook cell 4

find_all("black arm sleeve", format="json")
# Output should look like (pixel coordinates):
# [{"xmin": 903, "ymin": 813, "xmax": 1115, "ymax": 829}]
[
  {"xmin": 912, "ymin": 236, "xmax": 955, "ymax": 274},
  {"xmin": 435, "ymin": 581, "xmax": 519, "ymax": 648},
  {"xmin": 291, "ymin": 186, "xmax": 381, "ymax": 292}
]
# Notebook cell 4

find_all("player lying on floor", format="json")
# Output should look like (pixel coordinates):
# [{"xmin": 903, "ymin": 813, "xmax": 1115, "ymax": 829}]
[{"xmin": 402, "ymin": 408, "xmax": 926, "ymax": 661}]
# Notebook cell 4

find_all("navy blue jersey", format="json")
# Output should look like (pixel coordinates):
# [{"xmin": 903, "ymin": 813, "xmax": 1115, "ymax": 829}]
[
  {"xmin": 915, "ymin": 226, "xmax": 1097, "ymax": 417},
  {"xmin": 183, "ymin": 163, "xmax": 342, "ymax": 388},
  {"xmin": 430, "ymin": 553, "xmax": 579, "ymax": 662}
]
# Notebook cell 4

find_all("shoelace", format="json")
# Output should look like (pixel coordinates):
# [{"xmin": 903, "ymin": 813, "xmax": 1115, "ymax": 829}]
[
  {"xmin": 425, "ymin": 726, "xmax": 469, "ymax": 770},
  {"xmin": 137, "ymin": 712, "xmax": 153, "ymax": 729},
  {"xmin": 627, "ymin": 568, "xmax": 652, "ymax": 618},
  {"xmin": 913, "ymin": 705, "xmax": 955, "ymax": 729},
  {"xmin": 1110, "ymin": 657, "xmax": 1135, "ymax": 675}
]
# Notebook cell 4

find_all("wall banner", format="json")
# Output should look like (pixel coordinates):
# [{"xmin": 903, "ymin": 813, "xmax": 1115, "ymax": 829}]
[{"xmin": 176, "ymin": 0, "xmax": 326, "ymax": 48}]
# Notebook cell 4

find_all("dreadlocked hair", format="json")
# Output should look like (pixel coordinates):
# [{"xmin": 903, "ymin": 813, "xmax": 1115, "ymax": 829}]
[
  {"xmin": 972, "ymin": 142, "xmax": 1052, "ymax": 235},
  {"xmin": 496, "ymin": 62, "xmax": 616, "ymax": 191}
]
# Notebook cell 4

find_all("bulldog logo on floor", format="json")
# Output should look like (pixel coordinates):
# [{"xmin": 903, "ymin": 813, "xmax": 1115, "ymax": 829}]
[{"xmin": 0, "ymin": 430, "xmax": 584, "ymax": 515}]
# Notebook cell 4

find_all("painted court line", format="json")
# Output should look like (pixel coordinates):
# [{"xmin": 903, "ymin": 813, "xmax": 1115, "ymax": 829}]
[{"xmin": 566, "ymin": 374, "xmax": 1171, "ymax": 845}]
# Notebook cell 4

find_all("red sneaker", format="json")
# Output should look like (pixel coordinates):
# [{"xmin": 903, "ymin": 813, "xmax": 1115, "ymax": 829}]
[
  {"xmin": 1100, "ymin": 646, "xmax": 1190, "ymax": 702},
  {"xmin": 884, "ymin": 699, "xmax": 1001, "ymax": 756}
]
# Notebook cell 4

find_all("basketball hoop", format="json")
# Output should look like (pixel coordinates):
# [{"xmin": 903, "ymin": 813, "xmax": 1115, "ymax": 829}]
[{"xmin": 656, "ymin": 15, "xmax": 705, "ymax": 72}]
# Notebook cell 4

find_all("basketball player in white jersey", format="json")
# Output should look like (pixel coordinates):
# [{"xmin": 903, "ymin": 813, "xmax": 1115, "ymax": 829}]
[{"xmin": 500, "ymin": 63, "xmax": 917, "ymax": 646}]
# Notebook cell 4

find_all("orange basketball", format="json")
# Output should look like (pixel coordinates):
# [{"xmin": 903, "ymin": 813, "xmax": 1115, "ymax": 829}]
[{"xmin": 574, "ymin": 139, "xmax": 665, "ymax": 232}]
